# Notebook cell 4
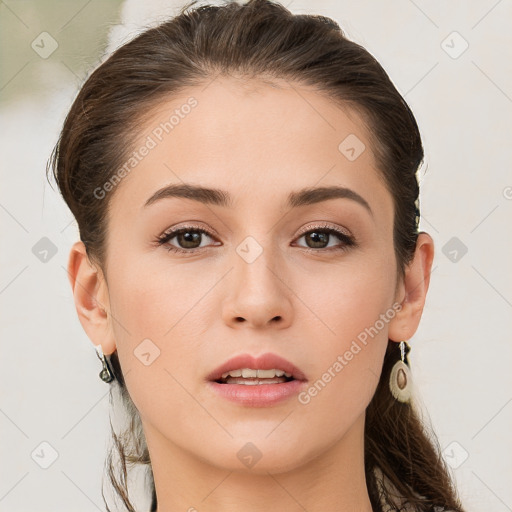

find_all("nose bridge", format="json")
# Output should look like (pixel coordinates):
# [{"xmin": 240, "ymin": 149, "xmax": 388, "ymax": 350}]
[
  {"xmin": 222, "ymin": 233, "xmax": 293, "ymax": 328},
  {"xmin": 235, "ymin": 233, "xmax": 284, "ymax": 297}
]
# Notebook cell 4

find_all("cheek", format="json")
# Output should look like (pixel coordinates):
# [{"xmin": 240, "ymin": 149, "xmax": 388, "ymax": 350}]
[
  {"xmin": 107, "ymin": 246, "xmax": 218, "ymax": 340},
  {"xmin": 291, "ymin": 251, "xmax": 395, "ymax": 414},
  {"xmin": 104, "ymin": 253, "xmax": 222, "ymax": 413},
  {"xmin": 105, "ymin": 261, "xmax": 214, "ymax": 430},
  {"xmin": 298, "ymin": 251, "xmax": 397, "ymax": 344}
]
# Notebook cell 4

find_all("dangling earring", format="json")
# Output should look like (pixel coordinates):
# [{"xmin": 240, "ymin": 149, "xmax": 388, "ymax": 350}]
[
  {"xmin": 389, "ymin": 340, "xmax": 412, "ymax": 403},
  {"xmin": 95, "ymin": 344, "xmax": 115, "ymax": 383}
]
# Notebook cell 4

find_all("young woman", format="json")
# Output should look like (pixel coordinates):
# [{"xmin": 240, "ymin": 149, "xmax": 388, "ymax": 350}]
[{"xmin": 48, "ymin": 0, "xmax": 465, "ymax": 510}]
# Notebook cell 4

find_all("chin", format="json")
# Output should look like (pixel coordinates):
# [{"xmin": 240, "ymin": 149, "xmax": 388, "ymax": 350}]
[{"xmin": 204, "ymin": 442, "xmax": 313, "ymax": 475}]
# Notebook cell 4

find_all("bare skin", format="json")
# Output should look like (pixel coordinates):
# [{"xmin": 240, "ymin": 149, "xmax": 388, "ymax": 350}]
[{"xmin": 67, "ymin": 76, "xmax": 434, "ymax": 512}]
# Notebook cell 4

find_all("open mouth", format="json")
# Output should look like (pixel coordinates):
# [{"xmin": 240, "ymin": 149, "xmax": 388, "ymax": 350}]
[
  {"xmin": 206, "ymin": 353, "xmax": 307, "ymax": 391},
  {"xmin": 207, "ymin": 360, "xmax": 306, "ymax": 406},
  {"xmin": 213, "ymin": 367, "xmax": 299, "ymax": 385},
  {"xmin": 215, "ymin": 375, "xmax": 296, "ymax": 385}
]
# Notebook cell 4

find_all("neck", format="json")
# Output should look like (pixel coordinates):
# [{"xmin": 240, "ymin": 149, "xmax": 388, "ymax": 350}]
[{"xmin": 145, "ymin": 413, "xmax": 373, "ymax": 512}]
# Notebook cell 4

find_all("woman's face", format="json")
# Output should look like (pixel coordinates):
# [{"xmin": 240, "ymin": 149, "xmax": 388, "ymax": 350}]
[{"xmin": 99, "ymin": 76, "xmax": 403, "ymax": 473}]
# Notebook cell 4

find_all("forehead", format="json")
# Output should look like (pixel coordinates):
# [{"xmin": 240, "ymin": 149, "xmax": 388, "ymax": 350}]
[{"xmin": 107, "ymin": 76, "xmax": 391, "ymax": 222}]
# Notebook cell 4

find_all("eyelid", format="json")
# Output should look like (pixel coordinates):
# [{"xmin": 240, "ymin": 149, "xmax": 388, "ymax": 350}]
[
  {"xmin": 296, "ymin": 221, "xmax": 352, "ymax": 238},
  {"xmin": 158, "ymin": 222, "xmax": 218, "ymax": 240}
]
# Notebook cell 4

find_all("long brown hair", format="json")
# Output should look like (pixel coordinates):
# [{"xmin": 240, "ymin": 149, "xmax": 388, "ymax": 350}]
[{"xmin": 48, "ymin": 1, "xmax": 464, "ymax": 510}]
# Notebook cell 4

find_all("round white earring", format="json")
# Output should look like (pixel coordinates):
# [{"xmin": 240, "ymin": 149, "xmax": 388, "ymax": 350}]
[{"xmin": 389, "ymin": 340, "xmax": 413, "ymax": 403}]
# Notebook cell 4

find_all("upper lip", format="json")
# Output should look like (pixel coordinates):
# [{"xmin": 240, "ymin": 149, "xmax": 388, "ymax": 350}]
[{"xmin": 206, "ymin": 352, "xmax": 307, "ymax": 382}]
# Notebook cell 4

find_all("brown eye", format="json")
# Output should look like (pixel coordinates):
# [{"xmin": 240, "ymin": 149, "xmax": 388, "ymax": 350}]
[
  {"xmin": 303, "ymin": 230, "xmax": 330, "ymax": 249},
  {"xmin": 295, "ymin": 225, "xmax": 355, "ymax": 252},
  {"xmin": 173, "ymin": 229, "xmax": 204, "ymax": 249},
  {"xmin": 156, "ymin": 226, "xmax": 218, "ymax": 254}
]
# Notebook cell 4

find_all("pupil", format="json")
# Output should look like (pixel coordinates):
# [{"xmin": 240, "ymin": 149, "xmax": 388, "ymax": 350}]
[
  {"xmin": 179, "ymin": 231, "xmax": 201, "ymax": 248},
  {"xmin": 307, "ymin": 231, "xmax": 328, "ymax": 248}
]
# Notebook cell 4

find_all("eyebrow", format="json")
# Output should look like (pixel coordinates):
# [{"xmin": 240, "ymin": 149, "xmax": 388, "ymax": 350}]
[{"xmin": 143, "ymin": 183, "xmax": 373, "ymax": 216}]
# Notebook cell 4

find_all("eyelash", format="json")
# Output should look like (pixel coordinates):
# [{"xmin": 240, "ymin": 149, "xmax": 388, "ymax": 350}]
[{"xmin": 155, "ymin": 223, "xmax": 356, "ymax": 255}]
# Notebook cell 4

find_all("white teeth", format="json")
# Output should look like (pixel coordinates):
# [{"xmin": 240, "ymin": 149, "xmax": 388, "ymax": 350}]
[
  {"xmin": 220, "ymin": 368, "xmax": 292, "ymax": 379},
  {"xmin": 225, "ymin": 378, "xmax": 286, "ymax": 385},
  {"xmin": 257, "ymin": 369, "xmax": 282, "ymax": 378}
]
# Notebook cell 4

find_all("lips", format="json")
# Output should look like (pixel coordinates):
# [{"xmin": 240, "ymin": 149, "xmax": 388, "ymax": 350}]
[{"xmin": 206, "ymin": 352, "xmax": 308, "ymax": 383}]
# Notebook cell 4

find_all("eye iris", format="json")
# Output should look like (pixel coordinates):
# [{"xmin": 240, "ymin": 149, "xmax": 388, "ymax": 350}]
[
  {"xmin": 306, "ymin": 231, "xmax": 329, "ymax": 248},
  {"xmin": 178, "ymin": 230, "xmax": 201, "ymax": 248}
]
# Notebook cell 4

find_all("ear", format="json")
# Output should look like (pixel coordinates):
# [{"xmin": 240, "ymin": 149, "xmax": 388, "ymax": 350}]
[
  {"xmin": 388, "ymin": 232, "xmax": 435, "ymax": 342},
  {"xmin": 66, "ymin": 241, "xmax": 116, "ymax": 355}
]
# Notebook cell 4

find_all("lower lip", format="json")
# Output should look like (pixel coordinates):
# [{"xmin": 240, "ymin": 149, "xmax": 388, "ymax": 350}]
[{"xmin": 207, "ymin": 379, "xmax": 307, "ymax": 407}]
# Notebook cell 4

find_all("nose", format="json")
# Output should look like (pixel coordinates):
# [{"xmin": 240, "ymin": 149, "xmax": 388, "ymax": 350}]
[{"xmin": 221, "ymin": 244, "xmax": 293, "ymax": 330}]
